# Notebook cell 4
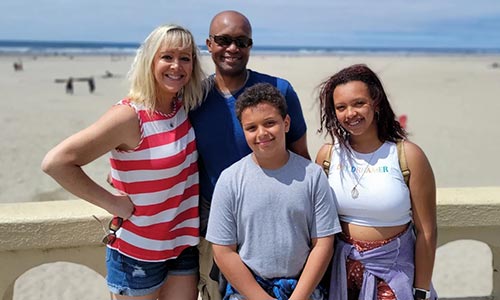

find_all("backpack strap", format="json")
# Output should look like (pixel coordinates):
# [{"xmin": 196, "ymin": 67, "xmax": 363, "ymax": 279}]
[
  {"xmin": 321, "ymin": 144, "xmax": 334, "ymax": 177},
  {"xmin": 396, "ymin": 140, "xmax": 411, "ymax": 186}
]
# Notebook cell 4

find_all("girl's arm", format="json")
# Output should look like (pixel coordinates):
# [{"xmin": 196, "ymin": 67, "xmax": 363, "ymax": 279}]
[
  {"xmin": 405, "ymin": 141, "xmax": 437, "ymax": 291},
  {"xmin": 41, "ymin": 105, "xmax": 140, "ymax": 219},
  {"xmin": 212, "ymin": 244, "xmax": 275, "ymax": 300},
  {"xmin": 314, "ymin": 143, "xmax": 332, "ymax": 165},
  {"xmin": 290, "ymin": 236, "xmax": 334, "ymax": 300}
]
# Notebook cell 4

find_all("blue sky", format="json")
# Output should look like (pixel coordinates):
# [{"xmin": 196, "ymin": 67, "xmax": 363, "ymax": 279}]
[{"xmin": 1, "ymin": 0, "xmax": 500, "ymax": 49}]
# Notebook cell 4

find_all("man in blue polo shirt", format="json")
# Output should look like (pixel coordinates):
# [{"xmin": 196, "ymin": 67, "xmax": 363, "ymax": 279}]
[{"xmin": 189, "ymin": 10, "xmax": 310, "ymax": 300}]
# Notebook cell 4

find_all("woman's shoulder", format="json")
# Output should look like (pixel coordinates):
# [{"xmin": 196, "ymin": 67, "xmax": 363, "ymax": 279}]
[
  {"xmin": 398, "ymin": 140, "xmax": 432, "ymax": 175},
  {"xmin": 97, "ymin": 101, "xmax": 141, "ymax": 143},
  {"xmin": 108, "ymin": 100, "xmax": 139, "ymax": 121},
  {"xmin": 315, "ymin": 143, "xmax": 334, "ymax": 165},
  {"xmin": 400, "ymin": 140, "xmax": 426, "ymax": 160}
]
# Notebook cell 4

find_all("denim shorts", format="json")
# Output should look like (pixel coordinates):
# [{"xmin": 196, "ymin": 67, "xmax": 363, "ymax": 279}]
[{"xmin": 106, "ymin": 246, "xmax": 199, "ymax": 297}]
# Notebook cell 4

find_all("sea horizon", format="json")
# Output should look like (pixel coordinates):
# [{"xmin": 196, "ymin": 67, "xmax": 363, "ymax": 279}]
[{"xmin": 2, "ymin": 39, "xmax": 500, "ymax": 57}]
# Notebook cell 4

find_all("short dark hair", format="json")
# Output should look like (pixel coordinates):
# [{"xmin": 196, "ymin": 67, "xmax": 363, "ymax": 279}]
[
  {"xmin": 235, "ymin": 83, "xmax": 287, "ymax": 122},
  {"xmin": 317, "ymin": 64, "xmax": 406, "ymax": 148}
]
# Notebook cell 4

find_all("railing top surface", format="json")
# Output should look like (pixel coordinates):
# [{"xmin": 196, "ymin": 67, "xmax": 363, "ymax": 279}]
[
  {"xmin": 437, "ymin": 186, "xmax": 500, "ymax": 205},
  {"xmin": 435, "ymin": 187, "xmax": 500, "ymax": 229},
  {"xmin": 0, "ymin": 187, "xmax": 499, "ymax": 251},
  {"xmin": 0, "ymin": 199, "xmax": 109, "ymax": 223},
  {"xmin": 0, "ymin": 200, "xmax": 110, "ymax": 251}
]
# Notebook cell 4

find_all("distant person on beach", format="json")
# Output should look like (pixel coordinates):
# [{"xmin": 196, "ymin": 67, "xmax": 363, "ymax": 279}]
[
  {"xmin": 88, "ymin": 77, "xmax": 95, "ymax": 93},
  {"xmin": 42, "ymin": 24, "xmax": 205, "ymax": 300},
  {"xmin": 104, "ymin": 70, "xmax": 114, "ymax": 78},
  {"xmin": 65, "ymin": 77, "xmax": 73, "ymax": 94},
  {"xmin": 188, "ymin": 10, "xmax": 310, "ymax": 300},
  {"xmin": 13, "ymin": 61, "xmax": 23, "ymax": 71},
  {"xmin": 206, "ymin": 83, "xmax": 341, "ymax": 300},
  {"xmin": 316, "ymin": 64, "xmax": 437, "ymax": 300}
]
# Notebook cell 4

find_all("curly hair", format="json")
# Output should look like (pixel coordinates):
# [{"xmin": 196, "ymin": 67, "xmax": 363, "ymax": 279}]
[
  {"xmin": 317, "ymin": 64, "xmax": 406, "ymax": 149},
  {"xmin": 235, "ymin": 83, "xmax": 287, "ymax": 122}
]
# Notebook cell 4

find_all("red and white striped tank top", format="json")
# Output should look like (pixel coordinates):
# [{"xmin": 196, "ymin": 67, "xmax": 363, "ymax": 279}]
[{"xmin": 109, "ymin": 99, "xmax": 199, "ymax": 262}]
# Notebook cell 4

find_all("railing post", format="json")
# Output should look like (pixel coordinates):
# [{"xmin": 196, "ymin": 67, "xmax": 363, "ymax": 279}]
[
  {"xmin": 492, "ymin": 245, "xmax": 500, "ymax": 299},
  {"xmin": 1, "ymin": 281, "xmax": 13, "ymax": 300}
]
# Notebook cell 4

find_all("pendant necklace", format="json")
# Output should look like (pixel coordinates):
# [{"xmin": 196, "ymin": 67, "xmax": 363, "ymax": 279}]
[
  {"xmin": 156, "ymin": 99, "xmax": 178, "ymax": 128},
  {"xmin": 351, "ymin": 150, "xmax": 377, "ymax": 199}
]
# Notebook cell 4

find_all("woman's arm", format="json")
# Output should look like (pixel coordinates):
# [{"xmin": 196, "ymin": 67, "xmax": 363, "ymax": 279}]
[
  {"xmin": 41, "ymin": 105, "xmax": 140, "ymax": 219},
  {"xmin": 290, "ymin": 236, "xmax": 334, "ymax": 300},
  {"xmin": 405, "ymin": 141, "xmax": 437, "ymax": 290},
  {"xmin": 314, "ymin": 143, "xmax": 331, "ymax": 165},
  {"xmin": 212, "ymin": 244, "xmax": 275, "ymax": 300}
]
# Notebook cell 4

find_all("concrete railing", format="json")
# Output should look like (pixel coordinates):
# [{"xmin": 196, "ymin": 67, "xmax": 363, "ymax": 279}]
[
  {"xmin": 0, "ymin": 200, "xmax": 110, "ymax": 300},
  {"xmin": 0, "ymin": 187, "xmax": 499, "ymax": 300},
  {"xmin": 436, "ymin": 187, "xmax": 500, "ymax": 299}
]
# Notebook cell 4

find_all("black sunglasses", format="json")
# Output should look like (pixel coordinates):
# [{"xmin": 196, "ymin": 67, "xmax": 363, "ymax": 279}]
[
  {"xmin": 210, "ymin": 35, "xmax": 253, "ymax": 48},
  {"xmin": 93, "ymin": 215, "xmax": 123, "ymax": 245}
]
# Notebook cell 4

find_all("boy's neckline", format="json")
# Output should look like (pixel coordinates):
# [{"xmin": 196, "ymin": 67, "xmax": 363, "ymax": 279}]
[{"xmin": 251, "ymin": 150, "xmax": 290, "ymax": 170}]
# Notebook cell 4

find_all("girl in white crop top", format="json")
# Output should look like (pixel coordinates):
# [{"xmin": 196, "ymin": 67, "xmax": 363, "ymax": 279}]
[
  {"xmin": 328, "ymin": 141, "xmax": 412, "ymax": 227},
  {"xmin": 316, "ymin": 64, "xmax": 437, "ymax": 300}
]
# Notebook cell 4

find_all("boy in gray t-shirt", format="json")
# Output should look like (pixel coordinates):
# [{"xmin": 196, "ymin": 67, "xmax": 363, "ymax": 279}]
[{"xmin": 206, "ymin": 83, "xmax": 341, "ymax": 300}]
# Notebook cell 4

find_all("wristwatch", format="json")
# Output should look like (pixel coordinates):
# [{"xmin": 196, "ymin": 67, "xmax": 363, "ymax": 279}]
[{"xmin": 413, "ymin": 287, "xmax": 431, "ymax": 300}]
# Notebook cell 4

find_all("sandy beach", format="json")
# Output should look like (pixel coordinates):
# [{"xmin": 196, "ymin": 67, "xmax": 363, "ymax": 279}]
[{"xmin": 2, "ymin": 53, "xmax": 499, "ymax": 298}]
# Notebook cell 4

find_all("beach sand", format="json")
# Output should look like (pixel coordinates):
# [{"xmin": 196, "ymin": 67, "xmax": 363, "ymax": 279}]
[{"xmin": 1, "ymin": 54, "xmax": 499, "ymax": 298}]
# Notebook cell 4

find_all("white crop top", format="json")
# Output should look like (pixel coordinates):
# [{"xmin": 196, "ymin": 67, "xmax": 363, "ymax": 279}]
[{"xmin": 327, "ymin": 141, "xmax": 412, "ymax": 227}]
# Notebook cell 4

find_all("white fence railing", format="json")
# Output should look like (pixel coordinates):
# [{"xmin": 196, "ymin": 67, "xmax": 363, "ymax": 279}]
[{"xmin": 1, "ymin": 187, "xmax": 499, "ymax": 299}]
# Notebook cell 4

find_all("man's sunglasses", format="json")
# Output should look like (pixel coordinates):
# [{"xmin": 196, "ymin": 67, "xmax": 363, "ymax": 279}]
[
  {"xmin": 93, "ymin": 215, "xmax": 123, "ymax": 245},
  {"xmin": 210, "ymin": 35, "xmax": 253, "ymax": 48}
]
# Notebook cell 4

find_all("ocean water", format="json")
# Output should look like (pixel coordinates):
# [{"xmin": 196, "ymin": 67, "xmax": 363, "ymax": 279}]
[{"xmin": 1, "ymin": 39, "xmax": 499, "ymax": 56}]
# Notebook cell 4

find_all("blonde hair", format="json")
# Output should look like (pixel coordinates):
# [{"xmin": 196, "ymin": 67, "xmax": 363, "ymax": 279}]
[{"xmin": 127, "ymin": 24, "xmax": 206, "ymax": 112}]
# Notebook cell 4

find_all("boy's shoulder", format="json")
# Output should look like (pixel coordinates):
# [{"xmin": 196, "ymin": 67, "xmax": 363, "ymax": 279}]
[
  {"xmin": 290, "ymin": 152, "xmax": 322, "ymax": 171},
  {"xmin": 282, "ymin": 152, "xmax": 325, "ymax": 183},
  {"xmin": 219, "ymin": 154, "xmax": 253, "ymax": 179}
]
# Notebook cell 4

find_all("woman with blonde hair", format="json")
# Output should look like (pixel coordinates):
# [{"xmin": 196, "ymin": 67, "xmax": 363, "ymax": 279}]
[{"xmin": 42, "ymin": 24, "xmax": 205, "ymax": 299}]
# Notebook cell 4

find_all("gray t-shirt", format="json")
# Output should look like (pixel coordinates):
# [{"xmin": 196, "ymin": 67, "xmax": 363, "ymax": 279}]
[{"xmin": 206, "ymin": 152, "xmax": 341, "ymax": 279}]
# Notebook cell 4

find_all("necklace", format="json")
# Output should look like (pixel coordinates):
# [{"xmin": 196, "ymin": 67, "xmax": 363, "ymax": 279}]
[
  {"xmin": 351, "ymin": 150, "xmax": 377, "ymax": 199},
  {"xmin": 156, "ymin": 100, "xmax": 178, "ymax": 128}
]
